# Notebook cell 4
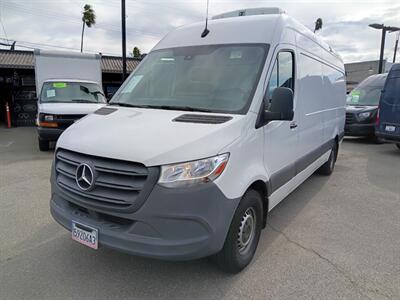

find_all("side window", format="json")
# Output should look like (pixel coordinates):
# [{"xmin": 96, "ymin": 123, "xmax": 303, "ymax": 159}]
[{"xmin": 265, "ymin": 51, "xmax": 294, "ymax": 106}]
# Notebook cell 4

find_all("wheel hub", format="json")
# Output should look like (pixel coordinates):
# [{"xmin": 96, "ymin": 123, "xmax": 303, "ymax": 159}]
[{"xmin": 237, "ymin": 207, "xmax": 256, "ymax": 255}]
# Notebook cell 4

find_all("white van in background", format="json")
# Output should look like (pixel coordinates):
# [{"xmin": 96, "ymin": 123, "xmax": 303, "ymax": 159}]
[
  {"xmin": 49, "ymin": 8, "xmax": 346, "ymax": 273},
  {"xmin": 34, "ymin": 50, "xmax": 106, "ymax": 151}
]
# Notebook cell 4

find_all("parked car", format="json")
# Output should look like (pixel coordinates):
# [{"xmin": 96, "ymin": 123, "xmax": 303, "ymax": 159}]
[
  {"xmin": 345, "ymin": 73, "xmax": 387, "ymax": 142},
  {"xmin": 49, "ymin": 7, "xmax": 346, "ymax": 273},
  {"xmin": 376, "ymin": 64, "xmax": 400, "ymax": 150},
  {"xmin": 34, "ymin": 50, "xmax": 106, "ymax": 151}
]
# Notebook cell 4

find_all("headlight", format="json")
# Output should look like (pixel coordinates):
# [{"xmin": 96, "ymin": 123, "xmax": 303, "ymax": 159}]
[
  {"xmin": 38, "ymin": 113, "xmax": 58, "ymax": 127},
  {"xmin": 158, "ymin": 153, "xmax": 229, "ymax": 188},
  {"xmin": 358, "ymin": 112, "xmax": 371, "ymax": 120},
  {"xmin": 44, "ymin": 114, "xmax": 54, "ymax": 121}
]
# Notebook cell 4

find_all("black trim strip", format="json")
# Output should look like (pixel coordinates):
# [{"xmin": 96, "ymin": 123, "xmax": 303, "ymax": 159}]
[{"xmin": 267, "ymin": 138, "xmax": 336, "ymax": 196}]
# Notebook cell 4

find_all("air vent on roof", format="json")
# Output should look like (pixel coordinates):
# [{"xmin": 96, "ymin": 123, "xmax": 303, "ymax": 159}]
[
  {"xmin": 173, "ymin": 114, "xmax": 233, "ymax": 124},
  {"xmin": 212, "ymin": 7, "xmax": 285, "ymax": 20},
  {"xmin": 94, "ymin": 107, "xmax": 117, "ymax": 115}
]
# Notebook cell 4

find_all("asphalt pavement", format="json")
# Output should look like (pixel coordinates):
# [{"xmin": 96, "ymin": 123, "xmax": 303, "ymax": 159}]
[{"xmin": 0, "ymin": 127, "xmax": 399, "ymax": 299}]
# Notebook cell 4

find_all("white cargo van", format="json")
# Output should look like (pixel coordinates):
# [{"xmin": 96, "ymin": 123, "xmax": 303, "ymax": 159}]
[
  {"xmin": 50, "ymin": 8, "xmax": 346, "ymax": 273},
  {"xmin": 34, "ymin": 50, "xmax": 106, "ymax": 151}
]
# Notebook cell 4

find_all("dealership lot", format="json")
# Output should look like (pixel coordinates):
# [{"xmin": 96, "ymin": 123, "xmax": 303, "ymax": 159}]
[{"xmin": 0, "ymin": 127, "xmax": 399, "ymax": 300}]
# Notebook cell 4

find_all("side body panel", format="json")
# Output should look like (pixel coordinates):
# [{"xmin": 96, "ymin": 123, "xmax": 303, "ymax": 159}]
[{"xmin": 376, "ymin": 66, "xmax": 400, "ymax": 141}]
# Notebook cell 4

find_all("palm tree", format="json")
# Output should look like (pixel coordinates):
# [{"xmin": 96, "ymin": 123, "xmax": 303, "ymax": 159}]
[
  {"xmin": 80, "ymin": 4, "xmax": 96, "ymax": 52},
  {"xmin": 314, "ymin": 18, "xmax": 323, "ymax": 33},
  {"xmin": 133, "ymin": 46, "xmax": 141, "ymax": 58}
]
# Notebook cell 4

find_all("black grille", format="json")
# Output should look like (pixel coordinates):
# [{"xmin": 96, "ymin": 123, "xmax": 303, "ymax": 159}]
[
  {"xmin": 345, "ymin": 112, "xmax": 356, "ymax": 125},
  {"xmin": 55, "ymin": 148, "xmax": 159, "ymax": 212}
]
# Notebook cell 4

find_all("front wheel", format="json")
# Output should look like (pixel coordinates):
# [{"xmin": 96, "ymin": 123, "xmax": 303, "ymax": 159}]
[
  {"xmin": 214, "ymin": 189, "xmax": 263, "ymax": 274},
  {"xmin": 396, "ymin": 144, "xmax": 400, "ymax": 151},
  {"xmin": 317, "ymin": 142, "xmax": 338, "ymax": 176}
]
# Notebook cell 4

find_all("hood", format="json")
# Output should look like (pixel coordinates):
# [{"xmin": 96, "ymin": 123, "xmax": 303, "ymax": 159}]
[
  {"xmin": 38, "ymin": 102, "xmax": 106, "ymax": 115},
  {"xmin": 57, "ymin": 107, "xmax": 245, "ymax": 166},
  {"xmin": 346, "ymin": 105, "xmax": 378, "ymax": 113}
]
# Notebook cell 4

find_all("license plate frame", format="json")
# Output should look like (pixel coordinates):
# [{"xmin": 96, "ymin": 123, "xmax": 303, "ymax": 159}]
[
  {"xmin": 385, "ymin": 125, "xmax": 396, "ymax": 132},
  {"xmin": 71, "ymin": 221, "xmax": 98, "ymax": 250}
]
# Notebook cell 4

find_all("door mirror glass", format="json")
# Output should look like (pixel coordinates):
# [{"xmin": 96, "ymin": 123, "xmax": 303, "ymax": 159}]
[{"xmin": 264, "ymin": 87, "xmax": 294, "ymax": 121}]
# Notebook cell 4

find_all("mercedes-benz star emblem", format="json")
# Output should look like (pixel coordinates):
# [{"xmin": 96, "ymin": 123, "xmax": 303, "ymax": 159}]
[{"xmin": 76, "ymin": 163, "xmax": 95, "ymax": 191}]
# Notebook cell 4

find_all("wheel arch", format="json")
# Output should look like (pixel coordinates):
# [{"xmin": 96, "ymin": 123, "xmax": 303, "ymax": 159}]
[{"xmin": 247, "ymin": 180, "xmax": 269, "ymax": 229}]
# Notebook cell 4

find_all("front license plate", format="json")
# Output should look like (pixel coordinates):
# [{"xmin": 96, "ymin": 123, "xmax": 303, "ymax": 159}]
[
  {"xmin": 72, "ymin": 221, "xmax": 98, "ymax": 250},
  {"xmin": 385, "ymin": 125, "xmax": 396, "ymax": 132}
]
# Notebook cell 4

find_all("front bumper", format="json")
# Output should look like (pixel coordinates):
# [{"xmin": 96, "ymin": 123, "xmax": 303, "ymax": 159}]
[
  {"xmin": 37, "ymin": 127, "xmax": 65, "ymax": 141},
  {"xmin": 375, "ymin": 132, "xmax": 400, "ymax": 143},
  {"xmin": 50, "ymin": 171, "xmax": 240, "ymax": 261},
  {"xmin": 345, "ymin": 123, "xmax": 375, "ymax": 137}
]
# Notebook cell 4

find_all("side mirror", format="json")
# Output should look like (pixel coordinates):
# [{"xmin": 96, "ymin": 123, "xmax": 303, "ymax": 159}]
[{"xmin": 264, "ymin": 87, "xmax": 294, "ymax": 121}]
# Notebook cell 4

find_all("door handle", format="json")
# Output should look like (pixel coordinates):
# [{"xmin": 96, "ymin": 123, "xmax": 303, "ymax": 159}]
[{"xmin": 290, "ymin": 122, "xmax": 298, "ymax": 129}]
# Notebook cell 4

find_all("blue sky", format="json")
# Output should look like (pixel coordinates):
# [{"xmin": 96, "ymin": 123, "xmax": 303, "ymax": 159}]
[{"xmin": 1, "ymin": 0, "xmax": 399, "ymax": 63}]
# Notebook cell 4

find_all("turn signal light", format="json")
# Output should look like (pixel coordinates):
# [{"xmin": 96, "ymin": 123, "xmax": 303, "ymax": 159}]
[
  {"xmin": 376, "ymin": 106, "xmax": 380, "ymax": 125},
  {"xmin": 39, "ymin": 121, "xmax": 58, "ymax": 128}
]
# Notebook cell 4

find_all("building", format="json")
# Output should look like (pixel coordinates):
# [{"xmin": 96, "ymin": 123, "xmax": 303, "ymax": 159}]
[
  {"xmin": 344, "ymin": 59, "xmax": 393, "ymax": 93},
  {"xmin": 0, "ymin": 49, "xmax": 141, "ymax": 126}
]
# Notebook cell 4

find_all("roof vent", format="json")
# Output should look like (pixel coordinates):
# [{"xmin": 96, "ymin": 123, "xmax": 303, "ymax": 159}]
[
  {"xmin": 173, "ymin": 114, "xmax": 232, "ymax": 124},
  {"xmin": 212, "ymin": 7, "xmax": 285, "ymax": 20}
]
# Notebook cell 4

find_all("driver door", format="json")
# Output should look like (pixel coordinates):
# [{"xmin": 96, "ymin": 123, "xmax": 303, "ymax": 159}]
[{"xmin": 263, "ymin": 49, "xmax": 299, "ymax": 199}]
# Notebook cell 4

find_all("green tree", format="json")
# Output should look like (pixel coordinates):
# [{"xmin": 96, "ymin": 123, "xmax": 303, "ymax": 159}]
[
  {"xmin": 80, "ymin": 4, "xmax": 96, "ymax": 52},
  {"xmin": 314, "ymin": 18, "xmax": 323, "ymax": 33},
  {"xmin": 133, "ymin": 46, "xmax": 141, "ymax": 58}
]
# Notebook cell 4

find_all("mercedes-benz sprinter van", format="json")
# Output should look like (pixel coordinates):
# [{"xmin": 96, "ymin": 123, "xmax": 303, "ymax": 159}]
[
  {"xmin": 376, "ymin": 64, "xmax": 400, "ymax": 150},
  {"xmin": 50, "ymin": 8, "xmax": 346, "ymax": 273}
]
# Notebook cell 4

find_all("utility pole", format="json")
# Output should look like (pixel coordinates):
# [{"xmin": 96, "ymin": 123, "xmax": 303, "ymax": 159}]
[
  {"xmin": 369, "ymin": 24, "xmax": 400, "ymax": 73},
  {"xmin": 121, "ymin": 0, "xmax": 127, "ymax": 81},
  {"xmin": 378, "ymin": 27, "xmax": 386, "ymax": 73},
  {"xmin": 393, "ymin": 32, "xmax": 399, "ymax": 63}
]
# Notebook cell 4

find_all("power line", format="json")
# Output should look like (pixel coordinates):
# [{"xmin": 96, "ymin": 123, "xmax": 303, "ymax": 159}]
[
  {"xmin": 0, "ymin": 37, "xmax": 121, "ymax": 56},
  {"xmin": 0, "ymin": 0, "xmax": 10, "ymax": 45},
  {"xmin": 2, "ymin": 2, "xmax": 164, "ymax": 38}
]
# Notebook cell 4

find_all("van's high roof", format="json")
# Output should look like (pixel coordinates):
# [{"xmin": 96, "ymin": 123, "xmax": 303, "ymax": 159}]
[{"xmin": 153, "ymin": 7, "xmax": 343, "ymax": 70}]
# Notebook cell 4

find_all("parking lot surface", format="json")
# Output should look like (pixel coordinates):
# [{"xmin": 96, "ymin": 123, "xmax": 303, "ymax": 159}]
[{"xmin": 1, "ymin": 127, "xmax": 399, "ymax": 300}]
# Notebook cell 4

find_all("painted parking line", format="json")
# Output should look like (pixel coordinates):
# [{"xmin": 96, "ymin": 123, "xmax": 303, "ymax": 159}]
[{"xmin": 0, "ymin": 141, "xmax": 14, "ymax": 147}]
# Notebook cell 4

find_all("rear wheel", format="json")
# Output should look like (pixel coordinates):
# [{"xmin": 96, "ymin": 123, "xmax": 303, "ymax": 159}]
[
  {"xmin": 38, "ymin": 138, "xmax": 50, "ymax": 151},
  {"xmin": 396, "ymin": 144, "xmax": 400, "ymax": 151},
  {"xmin": 317, "ymin": 142, "xmax": 338, "ymax": 176},
  {"xmin": 214, "ymin": 189, "xmax": 263, "ymax": 274}
]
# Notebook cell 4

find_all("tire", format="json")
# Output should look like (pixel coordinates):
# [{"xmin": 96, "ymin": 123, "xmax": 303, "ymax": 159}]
[
  {"xmin": 396, "ymin": 144, "xmax": 400, "ymax": 151},
  {"xmin": 317, "ymin": 142, "xmax": 338, "ymax": 176},
  {"xmin": 214, "ymin": 189, "xmax": 263, "ymax": 274},
  {"xmin": 38, "ymin": 138, "xmax": 50, "ymax": 151},
  {"xmin": 372, "ymin": 135, "xmax": 385, "ymax": 144}
]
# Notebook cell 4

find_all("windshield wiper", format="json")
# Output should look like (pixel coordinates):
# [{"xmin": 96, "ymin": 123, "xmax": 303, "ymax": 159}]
[
  {"xmin": 71, "ymin": 99, "xmax": 98, "ymax": 103},
  {"xmin": 156, "ymin": 105, "xmax": 213, "ymax": 113},
  {"xmin": 109, "ymin": 103, "xmax": 212, "ymax": 112},
  {"xmin": 109, "ymin": 102, "xmax": 145, "ymax": 108}
]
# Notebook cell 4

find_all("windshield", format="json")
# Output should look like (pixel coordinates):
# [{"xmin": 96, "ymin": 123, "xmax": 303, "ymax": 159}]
[
  {"xmin": 40, "ymin": 82, "xmax": 106, "ymax": 103},
  {"xmin": 382, "ymin": 77, "xmax": 400, "ymax": 106},
  {"xmin": 110, "ymin": 44, "xmax": 268, "ymax": 114},
  {"xmin": 347, "ymin": 75, "xmax": 386, "ymax": 106}
]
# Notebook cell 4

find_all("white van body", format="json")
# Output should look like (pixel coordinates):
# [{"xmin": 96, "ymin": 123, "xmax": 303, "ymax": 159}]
[
  {"xmin": 34, "ymin": 50, "xmax": 106, "ymax": 150},
  {"xmin": 50, "ymin": 8, "xmax": 346, "ymax": 272}
]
